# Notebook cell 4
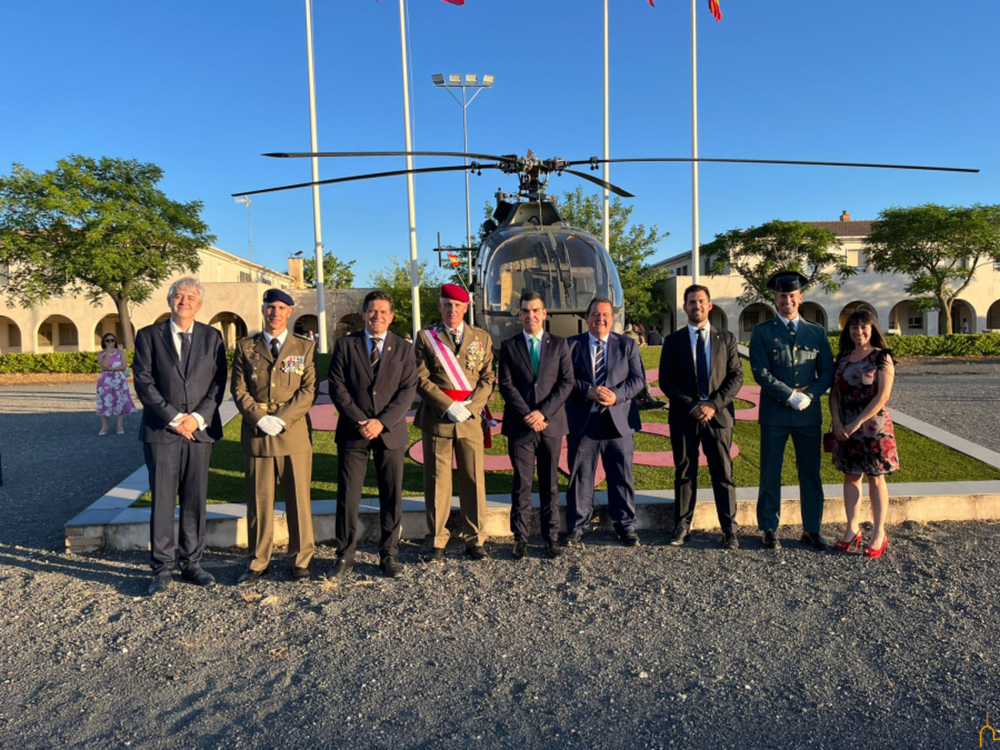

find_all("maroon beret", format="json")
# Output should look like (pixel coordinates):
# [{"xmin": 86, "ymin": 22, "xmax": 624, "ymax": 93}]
[{"xmin": 440, "ymin": 283, "xmax": 469, "ymax": 303}]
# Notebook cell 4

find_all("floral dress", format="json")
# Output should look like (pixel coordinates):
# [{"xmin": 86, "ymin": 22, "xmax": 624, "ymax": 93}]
[
  {"xmin": 96, "ymin": 350, "xmax": 137, "ymax": 417},
  {"xmin": 832, "ymin": 348, "xmax": 899, "ymax": 476}
]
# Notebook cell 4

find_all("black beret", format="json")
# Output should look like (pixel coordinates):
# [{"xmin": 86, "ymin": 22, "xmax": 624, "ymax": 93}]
[
  {"xmin": 262, "ymin": 288, "xmax": 294, "ymax": 307},
  {"xmin": 766, "ymin": 271, "xmax": 810, "ymax": 293}
]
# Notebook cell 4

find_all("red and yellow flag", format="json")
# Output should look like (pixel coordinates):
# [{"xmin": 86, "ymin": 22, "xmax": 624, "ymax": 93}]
[
  {"xmin": 447, "ymin": 253, "xmax": 461, "ymax": 269},
  {"xmin": 708, "ymin": 0, "xmax": 722, "ymax": 22}
]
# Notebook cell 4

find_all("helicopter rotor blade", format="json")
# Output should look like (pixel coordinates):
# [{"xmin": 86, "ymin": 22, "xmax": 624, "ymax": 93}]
[
  {"xmin": 232, "ymin": 163, "xmax": 499, "ymax": 198},
  {"xmin": 567, "ymin": 157, "xmax": 979, "ymax": 174},
  {"xmin": 264, "ymin": 150, "xmax": 516, "ymax": 163},
  {"xmin": 559, "ymin": 168, "xmax": 635, "ymax": 198}
]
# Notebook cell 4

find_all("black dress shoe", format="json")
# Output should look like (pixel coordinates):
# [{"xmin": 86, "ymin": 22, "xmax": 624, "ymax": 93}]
[
  {"xmin": 181, "ymin": 566, "xmax": 216, "ymax": 586},
  {"xmin": 801, "ymin": 532, "xmax": 831, "ymax": 551},
  {"xmin": 148, "ymin": 574, "xmax": 172, "ymax": 596},
  {"xmin": 618, "ymin": 529, "xmax": 641, "ymax": 547},
  {"xmin": 762, "ymin": 530, "xmax": 781, "ymax": 550},
  {"xmin": 330, "ymin": 558, "xmax": 354, "ymax": 580},
  {"xmin": 237, "ymin": 567, "xmax": 268, "ymax": 585},
  {"xmin": 722, "ymin": 533, "xmax": 740, "ymax": 550},
  {"xmin": 380, "ymin": 555, "xmax": 404, "ymax": 578},
  {"xmin": 291, "ymin": 567, "xmax": 311, "ymax": 583},
  {"xmin": 669, "ymin": 526, "xmax": 691, "ymax": 547},
  {"xmin": 561, "ymin": 532, "xmax": 584, "ymax": 548},
  {"xmin": 511, "ymin": 540, "xmax": 528, "ymax": 560},
  {"xmin": 466, "ymin": 545, "xmax": 489, "ymax": 561},
  {"xmin": 422, "ymin": 548, "xmax": 446, "ymax": 563},
  {"xmin": 545, "ymin": 541, "xmax": 564, "ymax": 559}
]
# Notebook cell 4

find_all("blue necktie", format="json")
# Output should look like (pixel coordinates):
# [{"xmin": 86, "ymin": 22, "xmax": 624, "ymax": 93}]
[
  {"xmin": 696, "ymin": 328, "xmax": 710, "ymax": 400},
  {"xmin": 594, "ymin": 340, "xmax": 606, "ymax": 386}
]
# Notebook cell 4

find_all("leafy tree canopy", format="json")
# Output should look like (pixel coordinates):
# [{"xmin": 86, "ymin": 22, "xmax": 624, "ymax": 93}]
[
  {"xmin": 864, "ymin": 203, "xmax": 1000, "ymax": 331},
  {"xmin": 701, "ymin": 219, "xmax": 854, "ymax": 306},
  {"xmin": 303, "ymin": 251, "xmax": 355, "ymax": 288},
  {"xmin": 0, "ymin": 155, "xmax": 214, "ymax": 350},
  {"xmin": 368, "ymin": 255, "xmax": 446, "ymax": 337}
]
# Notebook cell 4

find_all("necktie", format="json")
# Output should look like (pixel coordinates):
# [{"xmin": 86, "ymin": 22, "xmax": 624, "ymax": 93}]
[
  {"xmin": 370, "ymin": 337, "xmax": 382, "ymax": 375},
  {"xmin": 180, "ymin": 332, "xmax": 192, "ymax": 367},
  {"xmin": 450, "ymin": 327, "xmax": 461, "ymax": 346},
  {"xmin": 529, "ymin": 336, "xmax": 539, "ymax": 375},
  {"xmin": 787, "ymin": 321, "xmax": 796, "ymax": 338},
  {"xmin": 696, "ymin": 327, "xmax": 710, "ymax": 400},
  {"xmin": 594, "ymin": 340, "xmax": 606, "ymax": 386},
  {"xmin": 270, "ymin": 337, "xmax": 280, "ymax": 360}
]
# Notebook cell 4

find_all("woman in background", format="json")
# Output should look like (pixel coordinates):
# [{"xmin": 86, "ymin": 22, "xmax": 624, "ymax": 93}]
[
  {"xmin": 96, "ymin": 333, "xmax": 136, "ymax": 435},
  {"xmin": 829, "ymin": 310, "xmax": 899, "ymax": 558}
]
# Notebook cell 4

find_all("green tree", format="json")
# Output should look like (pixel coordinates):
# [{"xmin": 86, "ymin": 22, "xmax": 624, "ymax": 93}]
[
  {"xmin": 554, "ymin": 187, "xmax": 669, "ymax": 323},
  {"xmin": 701, "ymin": 220, "xmax": 854, "ymax": 306},
  {"xmin": 0, "ymin": 155, "xmax": 213, "ymax": 350},
  {"xmin": 864, "ymin": 203, "xmax": 1000, "ymax": 333},
  {"xmin": 369, "ymin": 255, "xmax": 446, "ymax": 337},
  {"xmin": 303, "ymin": 251, "xmax": 355, "ymax": 288}
]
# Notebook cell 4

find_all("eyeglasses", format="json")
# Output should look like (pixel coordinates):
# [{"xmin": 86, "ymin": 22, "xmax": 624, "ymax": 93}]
[{"xmin": 104, "ymin": 338, "xmax": 117, "ymax": 344}]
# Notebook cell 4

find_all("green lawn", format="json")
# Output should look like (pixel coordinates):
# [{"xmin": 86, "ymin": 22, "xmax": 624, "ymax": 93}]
[{"xmin": 132, "ymin": 346, "xmax": 1000, "ymax": 506}]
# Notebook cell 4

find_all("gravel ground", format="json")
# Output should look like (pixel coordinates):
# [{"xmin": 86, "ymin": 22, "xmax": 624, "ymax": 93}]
[{"xmin": 0, "ymin": 364, "xmax": 997, "ymax": 749}]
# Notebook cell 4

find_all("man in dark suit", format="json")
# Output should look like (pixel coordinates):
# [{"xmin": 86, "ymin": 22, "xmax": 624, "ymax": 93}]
[
  {"xmin": 498, "ymin": 291, "xmax": 574, "ymax": 560},
  {"xmin": 659, "ymin": 285, "xmax": 743, "ymax": 549},
  {"xmin": 563, "ymin": 297, "xmax": 646, "ymax": 548},
  {"xmin": 749, "ymin": 270, "xmax": 835, "ymax": 550},
  {"xmin": 133, "ymin": 277, "xmax": 227, "ymax": 595},
  {"xmin": 328, "ymin": 290, "xmax": 418, "ymax": 579}
]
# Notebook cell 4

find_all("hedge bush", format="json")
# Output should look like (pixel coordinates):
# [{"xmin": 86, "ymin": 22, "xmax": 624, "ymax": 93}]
[
  {"xmin": 0, "ymin": 349, "xmax": 237, "ymax": 374},
  {"xmin": 827, "ymin": 332, "xmax": 1000, "ymax": 358}
]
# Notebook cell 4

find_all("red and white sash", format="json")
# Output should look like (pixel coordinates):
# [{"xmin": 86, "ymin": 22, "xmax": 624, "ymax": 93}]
[{"xmin": 426, "ymin": 326, "xmax": 473, "ymax": 401}]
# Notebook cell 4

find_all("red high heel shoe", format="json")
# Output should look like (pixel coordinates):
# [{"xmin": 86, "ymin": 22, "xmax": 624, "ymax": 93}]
[
  {"xmin": 863, "ymin": 535, "xmax": 889, "ymax": 558},
  {"xmin": 835, "ymin": 531, "xmax": 862, "ymax": 552}
]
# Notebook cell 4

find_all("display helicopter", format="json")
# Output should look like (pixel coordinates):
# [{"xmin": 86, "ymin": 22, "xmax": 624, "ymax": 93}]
[{"xmin": 234, "ymin": 150, "xmax": 977, "ymax": 347}]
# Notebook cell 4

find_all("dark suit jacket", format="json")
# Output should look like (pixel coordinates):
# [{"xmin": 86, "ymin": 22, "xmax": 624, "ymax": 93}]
[
  {"xmin": 328, "ymin": 330, "xmax": 418, "ymax": 449},
  {"xmin": 565, "ymin": 332, "xmax": 645, "ymax": 437},
  {"xmin": 133, "ymin": 320, "xmax": 227, "ymax": 444},
  {"xmin": 749, "ymin": 316, "xmax": 834, "ymax": 427},
  {"xmin": 498, "ymin": 331, "xmax": 574, "ymax": 439},
  {"xmin": 659, "ymin": 325, "xmax": 743, "ymax": 428}
]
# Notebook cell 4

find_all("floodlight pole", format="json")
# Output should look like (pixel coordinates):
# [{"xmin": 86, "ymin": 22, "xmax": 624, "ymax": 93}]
[
  {"xmin": 602, "ymin": 0, "xmax": 611, "ymax": 256},
  {"xmin": 234, "ymin": 196, "xmax": 253, "ymax": 264},
  {"xmin": 690, "ymin": 0, "xmax": 701, "ymax": 285},
  {"xmin": 305, "ymin": 0, "xmax": 328, "ymax": 353},
  {"xmin": 399, "ymin": 0, "xmax": 422, "ymax": 339},
  {"xmin": 432, "ymin": 73, "xmax": 494, "ymax": 327}
]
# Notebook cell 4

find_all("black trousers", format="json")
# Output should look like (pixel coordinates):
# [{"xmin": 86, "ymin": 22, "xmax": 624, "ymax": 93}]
[
  {"xmin": 145, "ymin": 440, "xmax": 213, "ymax": 576},
  {"xmin": 671, "ymin": 419, "xmax": 737, "ymax": 535},
  {"xmin": 508, "ymin": 431, "xmax": 563, "ymax": 543},
  {"xmin": 335, "ymin": 438, "xmax": 405, "ymax": 560}
]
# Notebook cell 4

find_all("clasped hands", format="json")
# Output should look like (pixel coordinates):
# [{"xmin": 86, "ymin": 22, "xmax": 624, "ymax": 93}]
[
  {"xmin": 831, "ymin": 419, "xmax": 858, "ymax": 442},
  {"xmin": 689, "ymin": 401, "xmax": 716, "ymax": 424},
  {"xmin": 357, "ymin": 418, "xmax": 384, "ymax": 440},
  {"xmin": 786, "ymin": 391, "xmax": 813, "ymax": 412},
  {"xmin": 173, "ymin": 413, "xmax": 201, "ymax": 441},
  {"xmin": 446, "ymin": 400, "xmax": 475, "ymax": 423},
  {"xmin": 256, "ymin": 415, "xmax": 287, "ymax": 436},
  {"xmin": 587, "ymin": 385, "xmax": 617, "ymax": 407},
  {"xmin": 524, "ymin": 410, "xmax": 548, "ymax": 433}
]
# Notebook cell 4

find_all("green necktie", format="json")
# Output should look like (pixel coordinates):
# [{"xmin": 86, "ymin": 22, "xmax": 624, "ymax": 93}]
[{"xmin": 530, "ymin": 336, "xmax": 540, "ymax": 375}]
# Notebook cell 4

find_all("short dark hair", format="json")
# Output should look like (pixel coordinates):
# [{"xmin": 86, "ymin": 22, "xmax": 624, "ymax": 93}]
[
  {"xmin": 683, "ymin": 284, "xmax": 711, "ymax": 304},
  {"xmin": 519, "ymin": 291, "xmax": 546, "ymax": 309},
  {"xmin": 586, "ymin": 296, "xmax": 615, "ymax": 316},
  {"xmin": 363, "ymin": 290, "xmax": 394, "ymax": 313}
]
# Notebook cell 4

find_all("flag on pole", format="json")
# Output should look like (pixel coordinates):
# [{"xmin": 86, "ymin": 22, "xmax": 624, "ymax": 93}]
[
  {"xmin": 447, "ymin": 253, "xmax": 461, "ymax": 269},
  {"xmin": 647, "ymin": 0, "xmax": 655, "ymax": 6},
  {"xmin": 442, "ymin": 0, "xmax": 465, "ymax": 5},
  {"xmin": 708, "ymin": 0, "xmax": 722, "ymax": 22}
]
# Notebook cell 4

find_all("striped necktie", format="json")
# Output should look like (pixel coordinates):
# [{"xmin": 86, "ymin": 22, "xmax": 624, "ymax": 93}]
[
  {"xmin": 370, "ymin": 337, "xmax": 382, "ymax": 375},
  {"xmin": 594, "ymin": 340, "xmax": 606, "ymax": 386}
]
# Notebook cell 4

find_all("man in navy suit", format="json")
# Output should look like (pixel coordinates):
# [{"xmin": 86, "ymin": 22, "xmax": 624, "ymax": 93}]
[
  {"xmin": 659, "ymin": 285, "xmax": 743, "ymax": 549},
  {"xmin": 328, "ymin": 290, "xmax": 418, "ymax": 579},
  {"xmin": 133, "ymin": 277, "xmax": 228, "ymax": 595},
  {"xmin": 498, "ymin": 292, "xmax": 574, "ymax": 560},
  {"xmin": 562, "ymin": 297, "xmax": 646, "ymax": 547}
]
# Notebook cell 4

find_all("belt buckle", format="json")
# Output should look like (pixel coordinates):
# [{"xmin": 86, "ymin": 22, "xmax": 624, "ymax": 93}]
[{"xmin": 268, "ymin": 403, "xmax": 278, "ymax": 413}]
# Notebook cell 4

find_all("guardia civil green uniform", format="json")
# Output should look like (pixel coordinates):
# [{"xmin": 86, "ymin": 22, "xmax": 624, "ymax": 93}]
[{"xmin": 749, "ymin": 273, "xmax": 834, "ymax": 535}]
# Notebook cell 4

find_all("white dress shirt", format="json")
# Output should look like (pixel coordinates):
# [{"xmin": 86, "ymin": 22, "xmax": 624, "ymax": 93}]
[{"xmin": 167, "ymin": 318, "xmax": 206, "ymax": 431}]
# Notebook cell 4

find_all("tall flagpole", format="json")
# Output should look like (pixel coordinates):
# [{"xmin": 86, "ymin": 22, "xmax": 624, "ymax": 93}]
[
  {"xmin": 690, "ymin": 0, "xmax": 701, "ymax": 285},
  {"xmin": 602, "ymin": 0, "xmax": 611, "ymax": 255},
  {"xmin": 398, "ymin": 0, "xmax": 422, "ymax": 337},
  {"xmin": 305, "ymin": 0, "xmax": 328, "ymax": 353}
]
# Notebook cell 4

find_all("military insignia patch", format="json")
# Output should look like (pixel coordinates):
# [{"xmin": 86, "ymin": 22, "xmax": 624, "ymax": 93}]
[
  {"xmin": 281, "ymin": 355, "xmax": 306, "ymax": 375},
  {"xmin": 466, "ymin": 340, "xmax": 486, "ymax": 371}
]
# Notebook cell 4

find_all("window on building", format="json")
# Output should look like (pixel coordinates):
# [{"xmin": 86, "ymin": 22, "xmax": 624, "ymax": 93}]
[
  {"xmin": 846, "ymin": 249, "xmax": 861, "ymax": 268},
  {"xmin": 742, "ymin": 311, "xmax": 759, "ymax": 332},
  {"xmin": 58, "ymin": 324, "xmax": 78, "ymax": 345},
  {"xmin": 239, "ymin": 271, "xmax": 252, "ymax": 283},
  {"xmin": 0, "ymin": 263, "xmax": 9, "ymax": 286},
  {"xmin": 38, "ymin": 324, "xmax": 52, "ymax": 346},
  {"xmin": 8, "ymin": 324, "xmax": 21, "ymax": 347},
  {"xmin": 676, "ymin": 265, "xmax": 688, "ymax": 276},
  {"xmin": 907, "ymin": 316, "xmax": 923, "ymax": 330}
]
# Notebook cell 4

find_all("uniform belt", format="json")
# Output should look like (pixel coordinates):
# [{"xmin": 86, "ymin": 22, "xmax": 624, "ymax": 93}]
[{"xmin": 255, "ymin": 401, "xmax": 287, "ymax": 413}]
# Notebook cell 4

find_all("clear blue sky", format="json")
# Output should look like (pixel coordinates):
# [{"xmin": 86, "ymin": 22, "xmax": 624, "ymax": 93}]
[{"xmin": 2, "ymin": 1, "xmax": 997, "ymax": 286}]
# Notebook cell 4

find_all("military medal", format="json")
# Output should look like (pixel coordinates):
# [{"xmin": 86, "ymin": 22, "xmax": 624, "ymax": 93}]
[
  {"xmin": 281, "ymin": 355, "xmax": 305, "ymax": 375},
  {"xmin": 466, "ymin": 340, "xmax": 486, "ymax": 372}
]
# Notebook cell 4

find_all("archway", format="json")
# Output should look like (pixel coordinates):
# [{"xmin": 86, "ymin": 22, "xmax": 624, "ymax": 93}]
[
  {"xmin": 987, "ymin": 300, "xmax": 1000, "ymax": 331},
  {"xmin": 799, "ymin": 302, "xmax": 827, "ymax": 330},
  {"xmin": 154, "ymin": 313, "xmax": 172, "ymax": 325},
  {"xmin": 293, "ymin": 314, "xmax": 319, "ymax": 339},
  {"xmin": 838, "ymin": 301, "xmax": 877, "ymax": 330},
  {"xmin": 739, "ymin": 304, "xmax": 774, "ymax": 339},
  {"xmin": 708, "ymin": 307, "xmax": 728, "ymax": 332},
  {"xmin": 36, "ymin": 315, "xmax": 80, "ymax": 352},
  {"xmin": 887, "ymin": 300, "xmax": 926, "ymax": 335},
  {"xmin": 93, "ymin": 315, "xmax": 135, "ymax": 349},
  {"xmin": 336, "ymin": 313, "xmax": 363, "ymax": 338},
  {"xmin": 950, "ymin": 299, "xmax": 976, "ymax": 333},
  {"xmin": 208, "ymin": 312, "xmax": 248, "ymax": 350},
  {"xmin": 0, "ymin": 316, "xmax": 22, "ymax": 354}
]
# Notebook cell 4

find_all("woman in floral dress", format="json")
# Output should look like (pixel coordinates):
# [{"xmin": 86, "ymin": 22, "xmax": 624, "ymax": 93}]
[
  {"xmin": 829, "ymin": 310, "xmax": 899, "ymax": 558},
  {"xmin": 96, "ymin": 333, "xmax": 136, "ymax": 435}
]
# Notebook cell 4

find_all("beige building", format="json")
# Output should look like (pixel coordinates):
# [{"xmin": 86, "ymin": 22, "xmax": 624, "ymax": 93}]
[
  {"xmin": 0, "ymin": 245, "xmax": 370, "ymax": 354},
  {"xmin": 655, "ymin": 211, "xmax": 1000, "ymax": 340}
]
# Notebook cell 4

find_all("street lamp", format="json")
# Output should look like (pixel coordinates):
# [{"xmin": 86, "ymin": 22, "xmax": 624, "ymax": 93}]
[
  {"xmin": 432, "ymin": 72, "xmax": 495, "ymax": 326},
  {"xmin": 234, "ymin": 195, "xmax": 252, "ymax": 264}
]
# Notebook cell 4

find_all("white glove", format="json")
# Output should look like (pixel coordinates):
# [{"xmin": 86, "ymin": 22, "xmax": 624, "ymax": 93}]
[
  {"xmin": 445, "ymin": 402, "xmax": 474, "ymax": 423},
  {"xmin": 787, "ymin": 392, "xmax": 812, "ymax": 411},
  {"xmin": 257, "ymin": 415, "xmax": 284, "ymax": 436}
]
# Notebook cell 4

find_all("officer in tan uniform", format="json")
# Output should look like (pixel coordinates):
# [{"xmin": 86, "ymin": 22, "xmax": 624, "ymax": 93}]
[
  {"xmin": 414, "ymin": 284, "xmax": 495, "ymax": 561},
  {"xmin": 230, "ymin": 288, "xmax": 317, "ymax": 583}
]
